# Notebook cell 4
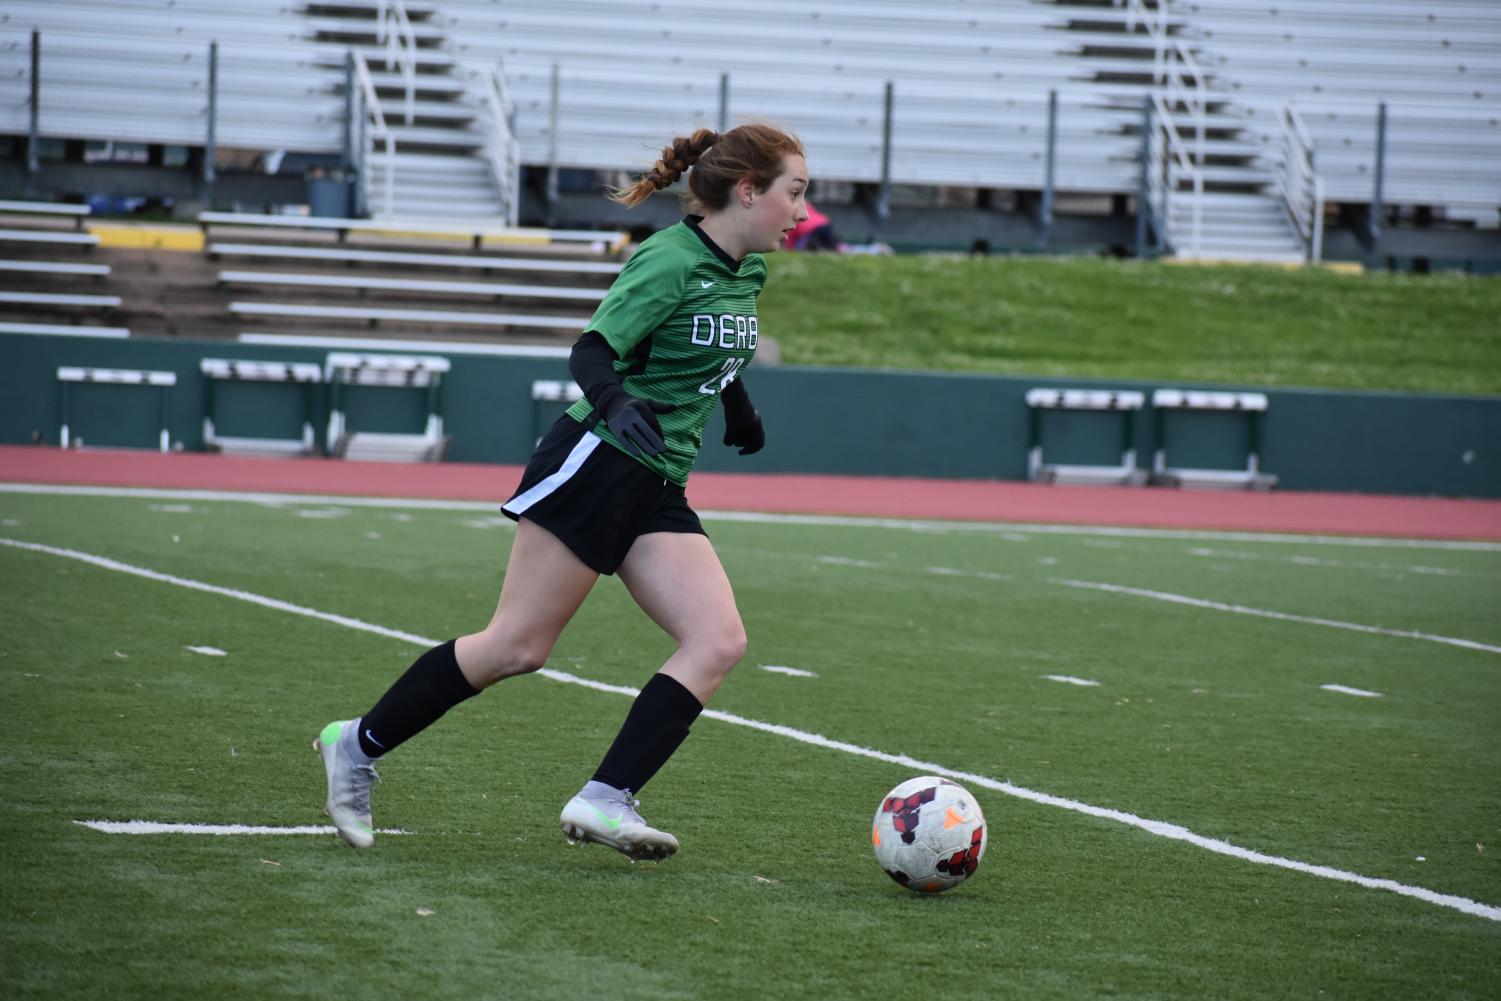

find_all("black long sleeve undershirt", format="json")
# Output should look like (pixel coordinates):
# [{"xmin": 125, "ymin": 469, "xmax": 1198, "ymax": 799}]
[{"xmin": 569, "ymin": 330, "xmax": 623, "ymax": 412}]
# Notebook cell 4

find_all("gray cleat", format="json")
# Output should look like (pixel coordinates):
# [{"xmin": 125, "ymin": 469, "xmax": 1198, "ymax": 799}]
[
  {"xmin": 314, "ymin": 719, "xmax": 378, "ymax": 849},
  {"xmin": 560, "ymin": 786, "xmax": 679, "ymax": 862}
]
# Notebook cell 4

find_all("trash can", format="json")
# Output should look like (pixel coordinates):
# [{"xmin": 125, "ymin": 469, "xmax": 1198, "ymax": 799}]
[{"xmin": 306, "ymin": 169, "xmax": 353, "ymax": 218}]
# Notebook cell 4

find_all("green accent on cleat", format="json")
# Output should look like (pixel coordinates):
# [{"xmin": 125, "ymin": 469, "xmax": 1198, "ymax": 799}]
[
  {"xmin": 319, "ymin": 721, "xmax": 343, "ymax": 747},
  {"xmin": 582, "ymin": 803, "xmax": 623, "ymax": 830}
]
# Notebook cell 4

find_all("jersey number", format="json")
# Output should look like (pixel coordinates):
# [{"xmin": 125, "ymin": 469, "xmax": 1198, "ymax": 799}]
[{"xmin": 698, "ymin": 358, "xmax": 745, "ymax": 396}]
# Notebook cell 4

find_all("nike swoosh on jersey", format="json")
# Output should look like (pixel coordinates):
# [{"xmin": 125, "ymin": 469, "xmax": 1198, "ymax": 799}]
[{"xmin": 700, "ymin": 280, "xmax": 715, "ymax": 288}]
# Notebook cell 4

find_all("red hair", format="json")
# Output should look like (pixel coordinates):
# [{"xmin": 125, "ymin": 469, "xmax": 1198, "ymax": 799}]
[{"xmin": 611, "ymin": 123, "xmax": 805, "ymax": 212}]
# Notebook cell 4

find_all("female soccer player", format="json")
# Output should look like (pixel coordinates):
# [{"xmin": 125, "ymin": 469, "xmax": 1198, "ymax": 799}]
[{"xmin": 316, "ymin": 123, "xmax": 808, "ymax": 861}]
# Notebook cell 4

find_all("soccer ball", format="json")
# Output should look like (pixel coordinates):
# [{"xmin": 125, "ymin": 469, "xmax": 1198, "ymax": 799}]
[{"xmin": 871, "ymin": 776, "xmax": 987, "ymax": 893}]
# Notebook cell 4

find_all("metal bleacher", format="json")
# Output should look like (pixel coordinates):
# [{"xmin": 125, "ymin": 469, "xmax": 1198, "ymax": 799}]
[
  {"xmin": 0, "ymin": 0, "xmax": 1494, "ymax": 267},
  {"xmin": 445, "ymin": 0, "xmax": 1154, "ymax": 194},
  {"xmin": 0, "ymin": 0, "xmax": 516, "ymax": 221},
  {"xmin": 202, "ymin": 213, "xmax": 620, "ymax": 347},
  {"xmin": 0, "ymin": 2, "xmax": 341, "ymax": 153},
  {"xmin": 1181, "ymin": 0, "xmax": 1501, "ymax": 216},
  {"xmin": 0, "ymin": 202, "xmax": 130, "ymax": 337}
]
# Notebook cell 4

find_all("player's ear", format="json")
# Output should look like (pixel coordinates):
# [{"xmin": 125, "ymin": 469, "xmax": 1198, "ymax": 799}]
[{"xmin": 736, "ymin": 175, "xmax": 757, "ymax": 208}]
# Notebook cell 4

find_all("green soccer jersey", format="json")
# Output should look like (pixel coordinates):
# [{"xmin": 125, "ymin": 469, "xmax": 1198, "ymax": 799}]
[{"xmin": 566, "ymin": 217, "xmax": 767, "ymax": 485}]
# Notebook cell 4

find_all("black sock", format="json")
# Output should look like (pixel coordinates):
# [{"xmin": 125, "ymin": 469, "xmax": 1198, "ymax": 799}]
[
  {"xmin": 357, "ymin": 639, "xmax": 480, "ymax": 758},
  {"xmin": 591, "ymin": 673, "xmax": 704, "ymax": 793}
]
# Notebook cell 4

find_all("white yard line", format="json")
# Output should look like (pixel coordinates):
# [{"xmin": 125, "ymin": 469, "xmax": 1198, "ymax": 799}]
[
  {"xmin": 75, "ymin": 820, "xmax": 409, "ymax": 836},
  {"xmin": 816, "ymin": 555, "xmax": 881, "ymax": 568},
  {"xmin": 1321, "ymin": 684, "xmax": 1384, "ymax": 698},
  {"xmin": 3, "ymin": 483, "xmax": 1498, "ymax": 551},
  {"xmin": 3, "ymin": 535, "xmax": 1499, "ymax": 925},
  {"xmin": 1185, "ymin": 546, "xmax": 1491, "ymax": 581},
  {"xmin": 759, "ymin": 665, "xmax": 818, "ymax": 678},
  {"xmin": 1051, "ymin": 578, "xmax": 1501, "ymax": 657},
  {"xmin": 1044, "ymin": 675, "xmax": 1101, "ymax": 687}
]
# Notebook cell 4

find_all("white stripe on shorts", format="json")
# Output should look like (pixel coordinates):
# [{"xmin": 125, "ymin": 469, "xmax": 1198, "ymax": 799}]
[{"xmin": 501, "ymin": 430, "xmax": 603, "ymax": 516}]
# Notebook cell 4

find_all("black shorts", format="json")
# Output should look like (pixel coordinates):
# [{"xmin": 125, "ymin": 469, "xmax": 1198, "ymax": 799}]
[{"xmin": 501, "ymin": 415, "xmax": 705, "ymax": 574}]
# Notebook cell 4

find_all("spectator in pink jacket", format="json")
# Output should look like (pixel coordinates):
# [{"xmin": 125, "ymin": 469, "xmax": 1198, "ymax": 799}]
[{"xmin": 784, "ymin": 201, "xmax": 839, "ymax": 250}]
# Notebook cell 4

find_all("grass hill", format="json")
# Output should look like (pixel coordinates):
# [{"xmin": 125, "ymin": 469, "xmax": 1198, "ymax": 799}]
[{"xmin": 759, "ymin": 255, "xmax": 1501, "ymax": 395}]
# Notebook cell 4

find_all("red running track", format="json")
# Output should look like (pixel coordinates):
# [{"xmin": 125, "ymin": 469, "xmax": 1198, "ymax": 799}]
[{"xmin": 2, "ymin": 445, "xmax": 1499, "ymax": 541}]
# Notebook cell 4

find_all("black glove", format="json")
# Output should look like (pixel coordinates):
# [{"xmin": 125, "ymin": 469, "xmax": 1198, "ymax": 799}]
[
  {"xmin": 600, "ymin": 389, "xmax": 676, "ymax": 457},
  {"xmin": 723, "ymin": 409, "xmax": 764, "ymax": 455},
  {"xmin": 720, "ymin": 377, "xmax": 764, "ymax": 456}
]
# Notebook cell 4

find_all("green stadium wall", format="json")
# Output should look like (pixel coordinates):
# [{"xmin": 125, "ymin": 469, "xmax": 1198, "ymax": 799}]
[{"xmin": 2, "ymin": 333, "xmax": 1497, "ymax": 498}]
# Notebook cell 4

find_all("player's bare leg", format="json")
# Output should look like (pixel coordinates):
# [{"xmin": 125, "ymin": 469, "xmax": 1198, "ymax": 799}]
[
  {"xmin": 454, "ymin": 517, "xmax": 600, "ymax": 688},
  {"xmin": 318, "ymin": 518, "xmax": 597, "ymax": 848},
  {"xmin": 560, "ymin": 531, "xmax": 746, "ymax": 860},
  {"xmin": 616, "ymin": 530, "xmax": 747, "ymax": 704}
]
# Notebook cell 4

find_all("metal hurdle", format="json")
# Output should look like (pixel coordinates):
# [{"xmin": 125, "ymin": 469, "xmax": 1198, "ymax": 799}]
[
  {"xmin": 324, "ymin": 352, "xmax": 451, "ymax": 462},
  {"xmin": 200, "ymin": 358, "xmax": 323, "ymax": 456},
  {"xmin": 56, "ymin": 366, "xmax": 177, "ymax": 452},
  {"xmin": 1150, "ymin": 389, "xmax": 1275, "ymax": 490},
  {"xmin": 530, "ymin": 378, "xmax": 583, "ymax": 445},
  {"xmin": 1026, "ymin": 388, "xmax": 1147, "ymax": 485}
]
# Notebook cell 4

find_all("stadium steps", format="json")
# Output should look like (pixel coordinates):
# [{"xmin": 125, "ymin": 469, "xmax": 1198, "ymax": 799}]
[
  {"xmin": 1167, "ymin": 191, "xmax": 1306, "ymax": 262},
  {"xmin": 366, "ymin": 152, "xmax": 502, "ymax": 221},
  {"xmin": 302, "ymin": 1, "xmax": 506, "ymax": 219},
  {"xmin": 1049, "ymin": 0, "xmax": 1313, "ymax": 262}
]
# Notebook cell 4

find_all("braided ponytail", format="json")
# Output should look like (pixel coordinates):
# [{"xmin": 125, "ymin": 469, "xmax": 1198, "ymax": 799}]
[
  {"xmin": 610, "ymin": 123, "xmax": 805, "ymax": 212},
  {"xmin": 610, "ymin": 128, "xmax": 720, "ymax": 207}
]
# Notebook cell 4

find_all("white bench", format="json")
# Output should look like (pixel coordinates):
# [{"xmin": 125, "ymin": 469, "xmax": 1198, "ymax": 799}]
[
  {"xmin": 0, "ymin": 321, "xmax": 129, "ymax": 338},
  {"xmin": 199, "ymin": 212, "xmax": 626, "ymax": 250},
  {"xmin": 0, "ymin": 259, "xmax": 110, "ymax": 277},
  {"xmin": 57, "ymin": 366, "xmax": 176, "ymax": 452},
  {"xmin": 0, "ymin": 200, "xmax": 90, "ymax": 230},
  {"xmin": 237, "ymin": 331, "xmax": 570, "ymax": 358},
  {"xmin": 0, "ymin": 291, "xmax": 121, "ymax": 308},
  {"xmin": 228, "ymin": 301, "xmax": 590, "ymax": 330},
  {"xmin": 208, "ymin": 243, "xmax": 622, "ymax": 275},
  {"xmin": 217, "ymin": 271, "xmax": 606, "ymax": 303},
  {"xmin": 0, "ymin": 229, "xmax": 100, "ymax": 248}
]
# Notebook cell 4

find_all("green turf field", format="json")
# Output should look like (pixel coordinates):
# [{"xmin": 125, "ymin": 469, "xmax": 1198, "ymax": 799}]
[
  {"xmin": 761, "ymin": 255, "xmax": 1501, "ymax": 395},
  {"xmin": 2, "ymin": 489, "xmax": 1498, "ymax": 999}
]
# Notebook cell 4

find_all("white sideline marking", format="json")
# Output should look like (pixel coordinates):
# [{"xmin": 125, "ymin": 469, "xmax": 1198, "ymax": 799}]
[
  {"xmin": 186, "ymin": 645, "xmax": 227, "ymax": 657},
  {"xmin": 294, "ymin": 508, "xmax": 349, "ymax": 520},
  {"xmin": 1321, "ymin": 684, "xmax": 1384, "ymax": 698},
  {"xmin": 75, "ymin": 820, "xmax": 409, "ymax": 836},
  {"xmin": 0, "ymin": 537, "xmax": 434, "ymax": 647},
  {"xmin": 1044, "ymin": 674, "xmax": 1100, "ymax": 687},
  {"xmin": 760, "ymin": 664, "xmax": 818, "ymax": 678},
  {"xmin": 1186, "ymin": 546, "xmax": 1484, "ymax": 580},
  {"xmin": 459, "ymin": 517, "xmax": 512, "ymax": 530},
  {"xmin": 1051, "ymin": 578, "xmax": 1501, "ymax": 657},
  {"xmin": 928, "ymin": 566, "xmax": 1012, "ymax": 581},
  {"xmin": 4, "ymin": 484, "xmax": 1500, "ymax": 551},
  {"xmin": 3, "ymin": 535, "xmax": 1499, "ymax": 925}
]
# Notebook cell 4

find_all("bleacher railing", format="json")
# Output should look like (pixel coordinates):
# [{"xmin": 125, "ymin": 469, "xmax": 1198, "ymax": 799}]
[
  {"xmin": 375, "ymin": 0, "xmax": 417, "ymax": 125},
  {"xmin": 475, "ymin": 62, "xmax": 523, "ymax": 226},
  {"xmin": 1124, "ymin": 0, "xmax": 1207, "ymax": 257},
  {"xmin": 351, "ymin": 50, "xmax": 397, "ymax": 218},
  {"xmin": 1148, "ymin": 92, "xmax": 1204, "ymax": 257},
  {"xmin": 1277, "ymin": 102, "xmax": 1325, "ymax": 263}
]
